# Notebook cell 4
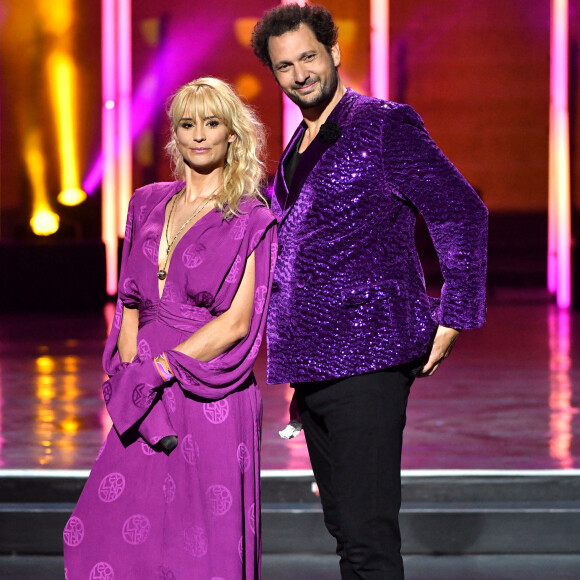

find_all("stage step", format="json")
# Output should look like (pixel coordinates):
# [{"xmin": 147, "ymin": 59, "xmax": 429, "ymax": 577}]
[
  {"xmin": 5, "ymin": 554, "xmax": 580, "ymax": 580},
  {"xmin": 1, "ymin": 470, "xmax": 580, "ymax": 556}
]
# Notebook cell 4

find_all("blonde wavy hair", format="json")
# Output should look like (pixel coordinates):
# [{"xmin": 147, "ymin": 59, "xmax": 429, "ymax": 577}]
[{"xmin": 165, "ymin": 77, "xmax": 267, "ymax": 219}]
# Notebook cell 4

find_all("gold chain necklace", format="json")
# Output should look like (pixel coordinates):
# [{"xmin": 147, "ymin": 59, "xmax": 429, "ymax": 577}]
[{"xmin": 157, "ymin": 189, "xmax": 215, "ymax": 280}]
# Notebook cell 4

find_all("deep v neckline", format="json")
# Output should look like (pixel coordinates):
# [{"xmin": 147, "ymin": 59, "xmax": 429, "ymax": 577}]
[{"xmin": 156, "ymin": 186, "xmax": 217, "ymax": 301}]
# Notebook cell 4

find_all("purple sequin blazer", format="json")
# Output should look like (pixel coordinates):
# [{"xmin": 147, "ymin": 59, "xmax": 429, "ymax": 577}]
[{"xmin": 266, "ymin": 89, "xmax": 488, "ymax": 384}]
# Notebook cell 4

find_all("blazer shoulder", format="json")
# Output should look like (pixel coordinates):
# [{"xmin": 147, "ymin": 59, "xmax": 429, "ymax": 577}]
[
  {"xmin": 344, "ymin": 94, "xmax": 424, "ymax": 134},
  {"xmin": 383, "ymin": 102, "xmax": 426, "ymax": 131}
]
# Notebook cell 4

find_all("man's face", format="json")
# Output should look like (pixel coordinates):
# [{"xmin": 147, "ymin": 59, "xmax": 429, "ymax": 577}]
[{"xmin": 268, "ymin": 23, "xmax": 340, "ymax": 110}]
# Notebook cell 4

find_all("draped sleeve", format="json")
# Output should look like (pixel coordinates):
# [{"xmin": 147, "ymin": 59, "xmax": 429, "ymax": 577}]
[
  {"xmin": 165, "ymin": 205, "xmax": 277, "ymax": 398},
  {"xmin": 103, "ymin": 201, "xmax": 277, "ymax": 437}
]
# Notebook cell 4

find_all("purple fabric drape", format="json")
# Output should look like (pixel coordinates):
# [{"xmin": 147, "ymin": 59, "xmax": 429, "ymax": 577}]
[{"xmin": 64, "ymin": 182, "xmax": 276, "ymax": 579}]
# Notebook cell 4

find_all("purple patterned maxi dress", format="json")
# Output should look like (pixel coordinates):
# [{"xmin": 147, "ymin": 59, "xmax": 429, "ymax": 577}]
[{"xmin": 63, "ymin": 181, "xmax": 277, "ymax": 580}]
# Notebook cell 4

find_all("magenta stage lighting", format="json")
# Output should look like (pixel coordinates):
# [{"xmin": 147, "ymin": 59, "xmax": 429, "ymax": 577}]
[{"xmin": 548, "ymin": 0, "xmax": 571, "ymax": 308}]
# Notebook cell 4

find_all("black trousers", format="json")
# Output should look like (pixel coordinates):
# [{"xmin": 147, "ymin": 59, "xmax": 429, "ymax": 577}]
[{"xmin": 293, "ymin": 365, "xmax": 416, "ymax": 580}]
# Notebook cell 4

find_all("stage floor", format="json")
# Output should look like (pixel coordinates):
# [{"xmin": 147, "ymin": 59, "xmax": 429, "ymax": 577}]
[{"xmin": 1, "ymin": 288, "xmax": 579, "ymax": 472}]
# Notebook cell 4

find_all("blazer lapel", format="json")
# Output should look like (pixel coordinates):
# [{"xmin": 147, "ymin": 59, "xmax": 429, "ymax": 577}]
[
  {"xmin": 283, "ymin": 135, "xmax": 335, "ymax": 217},
  {"xmin": 277, "ymin": 89, "xmax": 357, "ymax": 224},
  {"xmin": 273, "ymin": 123, "xmax": 306, "ymax": 214}
]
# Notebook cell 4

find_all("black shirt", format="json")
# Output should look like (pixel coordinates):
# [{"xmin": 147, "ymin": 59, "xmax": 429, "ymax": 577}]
[{"xmin": 283, "ymin": 133, "xmax": 305, "ymax": 191}]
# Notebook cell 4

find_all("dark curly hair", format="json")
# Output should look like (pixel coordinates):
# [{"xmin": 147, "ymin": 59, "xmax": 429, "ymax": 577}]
[{"xmin": 251, "ymin": 3, "xmax": 338, "ymax": 69}]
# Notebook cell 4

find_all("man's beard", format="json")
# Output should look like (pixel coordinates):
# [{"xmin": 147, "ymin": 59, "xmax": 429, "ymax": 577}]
[{"xmin": 284, "ymin": 65, "xmax": 339, "ymax": 110}]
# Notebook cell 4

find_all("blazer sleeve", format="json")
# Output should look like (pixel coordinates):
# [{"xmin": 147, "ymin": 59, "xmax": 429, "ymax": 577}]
[{"xmin": 381, "ymin": 104, "xmax": 488, "ymax": 329}]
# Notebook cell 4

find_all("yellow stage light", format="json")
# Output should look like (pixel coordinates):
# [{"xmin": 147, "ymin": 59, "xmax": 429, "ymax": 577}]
[
  {"xmin": 235, "ymin": 73, "xmax": 262, "ymax": 101},
  {"xmin": 335, "ymin": 19, "xmax": 357, "ymax": 48},
  {"xmin": 38, "ymin": 0, "xmax": 73, "ymax": 36},
  {"xmin": 234, "ymin": 18, "xmax": 258, "ymax": 47},
  {"xmin": 24, "ymin": 130, "xmax": 61, "ymax": 236},
  {"xmin": 60, "ymin": 417, "xmax": 80, "ymax": 435},
  {"xmin": 140, "ymin": 18, "xmax": 161, "ymax": 46},
  {"xmin": 30, "ymin": 210, "xmax": 60, "ymax": 236},
  {"xmin": 58, "ymin": 187, "xmax": 87, "ymax": 206},
  {"xmin": 48, "ymin": 50, "xmax": 85, "ymax": 206},
  {"xmin": 36, "ymin": 356, "xmax": 56, "ymax": 373}
]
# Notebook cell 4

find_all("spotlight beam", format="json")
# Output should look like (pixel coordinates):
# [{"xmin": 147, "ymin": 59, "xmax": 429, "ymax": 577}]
[
  {"xmin": 102, "ymin": 0, "xmax": 118, "ymax": 295},
  {"xmin": 370, "ymin": 0, "xmax": 389, "ymax": 100},
  {"xmin": 102, "ymin": 0, "xmax": 133, "ymax": 295}
]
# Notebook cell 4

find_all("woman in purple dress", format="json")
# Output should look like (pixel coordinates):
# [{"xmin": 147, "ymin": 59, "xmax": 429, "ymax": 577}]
[{"xmin": 63, "ymin": 77, "xmax": 277, "ymax": 579}]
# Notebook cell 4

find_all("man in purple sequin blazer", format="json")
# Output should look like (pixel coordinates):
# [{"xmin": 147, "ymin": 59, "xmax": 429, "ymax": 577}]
[{"xmin": 253, "ymin": 5, "xmax": 488, "ymax": 579}]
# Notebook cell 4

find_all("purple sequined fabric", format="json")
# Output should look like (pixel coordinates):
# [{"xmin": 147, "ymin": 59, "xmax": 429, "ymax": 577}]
[{"xmin": 267, "ymin": 89, "xmax": 488, "ymax": 384}]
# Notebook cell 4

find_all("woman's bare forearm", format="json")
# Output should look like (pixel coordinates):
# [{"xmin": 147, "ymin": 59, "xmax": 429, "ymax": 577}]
[{"xmin": 117, "ymin": 306, "xmax": 139, "ymax": 362}]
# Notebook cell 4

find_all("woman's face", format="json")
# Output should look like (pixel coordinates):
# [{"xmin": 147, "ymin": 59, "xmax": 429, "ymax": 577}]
[{"xmin": 174, "ymin": 112, "xmax": 235, "ymax": 174}]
